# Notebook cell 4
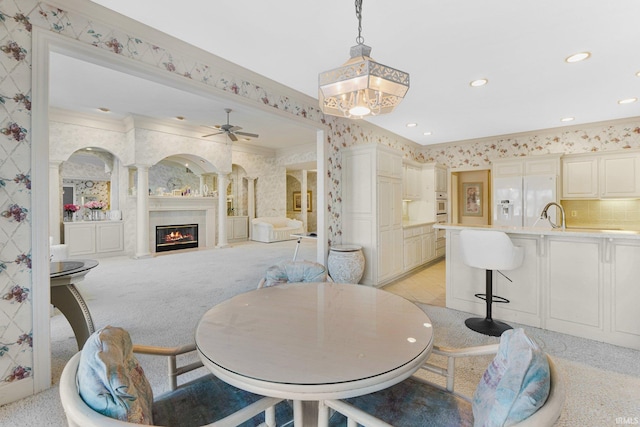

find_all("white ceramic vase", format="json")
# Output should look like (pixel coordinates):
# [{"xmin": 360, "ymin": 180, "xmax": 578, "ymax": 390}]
[{"xmin": 328, "ymin": 245, "xmax": 365, "ymax": 284}]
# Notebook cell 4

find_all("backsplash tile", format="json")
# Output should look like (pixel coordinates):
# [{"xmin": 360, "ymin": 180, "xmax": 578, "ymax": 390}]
[{"xmin": 562, "ymin": 199, "xmax": 640, "ymax": 230}]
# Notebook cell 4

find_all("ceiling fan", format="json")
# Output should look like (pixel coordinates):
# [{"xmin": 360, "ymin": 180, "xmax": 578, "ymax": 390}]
[{"xmin": 202, "ymin": 108, "xmax": 259, "ymax": 142}]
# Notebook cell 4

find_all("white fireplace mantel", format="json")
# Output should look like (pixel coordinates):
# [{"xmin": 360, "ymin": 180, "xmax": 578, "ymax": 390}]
[
  {"xmin": 148, "ymin": 195, "xmax": 218, "ymax": 211},
  {"xmin": 146, "ymin": 196, "xmax": 218, "ymax": 252}
]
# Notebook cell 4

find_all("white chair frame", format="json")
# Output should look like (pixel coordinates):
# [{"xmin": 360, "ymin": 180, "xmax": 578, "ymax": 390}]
[
  {"xmin": 318, "ymin": 343, "xmax": 565, "ymax": 427},
  {"xmin": 59, "ymin": 343, "xmax": 283, "ymax": 427}
]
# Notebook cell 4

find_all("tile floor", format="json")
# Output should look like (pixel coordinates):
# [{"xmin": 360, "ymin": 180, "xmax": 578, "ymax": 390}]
[{"xmin": 383, "ymin": 259, "xmax": 446, "ymax": 307}]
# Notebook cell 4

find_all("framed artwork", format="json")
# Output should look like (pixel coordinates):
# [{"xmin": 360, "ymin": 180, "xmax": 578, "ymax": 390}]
[
  {"xmin": 293, "ymin": 191, "xmax": 312, "ymax": 212},
  {"xmin": 463, "ymin": 182, "xmax": 482, "ymax": 216}
]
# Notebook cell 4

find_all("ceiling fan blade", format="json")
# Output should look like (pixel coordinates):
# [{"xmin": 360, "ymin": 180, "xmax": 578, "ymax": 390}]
[
  {"xmin": 228, "ymin": 126, "xmax": 242, "ymax": 132},
  {"xmin": 228, "ymin": 133, "xmax": 238, "ymax": 142},
  {"xmin": 235, "ymin": 131, "xmax": 259, "ymax": 138},
  {"xmin": 202, "ymin": 131, "xmax": 224, "ymax": 137}
]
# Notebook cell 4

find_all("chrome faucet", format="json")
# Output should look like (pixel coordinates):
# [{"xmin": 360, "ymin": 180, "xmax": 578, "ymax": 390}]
[{"xmin": 539, "ymin": 202, "xmax": 566, "ymax": 230}]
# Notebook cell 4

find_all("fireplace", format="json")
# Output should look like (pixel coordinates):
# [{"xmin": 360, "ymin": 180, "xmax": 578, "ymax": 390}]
[{"xmin": 155, "ymin": 224, "xmax": 198, "ymax": 252}]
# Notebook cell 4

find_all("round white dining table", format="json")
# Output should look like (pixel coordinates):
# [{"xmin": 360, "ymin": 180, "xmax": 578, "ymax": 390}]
[{"xmin": 196, "ymin": 282, "xmax": 434, "ymax": 426}]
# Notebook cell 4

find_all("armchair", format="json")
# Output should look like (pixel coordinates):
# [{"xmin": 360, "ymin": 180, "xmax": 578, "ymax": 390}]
[
  {"xmin": 318, "ymin": 328, "xmax": 565, "ymax": 427},
  {"xmin": 59, "ymin": 326, "xmax": 289, "ymax": 426}
]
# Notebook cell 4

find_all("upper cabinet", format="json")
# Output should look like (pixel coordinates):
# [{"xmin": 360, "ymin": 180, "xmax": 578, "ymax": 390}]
[
  {"xmin": 492, "ymin": 154, "xmax": 561, "ymax": 178},
  {"xmin": 435, "ymin": 166, "xmax": 448, "ymax": 193},
  {"xmin": 562, "ymin": 151, "xmax": 640, "ymax": 199},
  {"xmin": 402, "ymin": 162, "xmax": 422, "ymax": 200}
]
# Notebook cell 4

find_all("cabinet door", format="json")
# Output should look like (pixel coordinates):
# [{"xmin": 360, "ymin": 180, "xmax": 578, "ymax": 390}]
[
  {"xmin": 562, "ymin": 157, "xmax": 598, "ymax": 198},
  {"xmin": 547, "ymin": 237, "xmax": 602, "ymax": 332},
  {"xmin": 600, "ymin": 153, "xmax": 640, "ymax": 198},
  {"xmin": 421, "ymin": 232, "xmax": 434, "ymax": 263},
  {"xmin": 96, "ymin": 222, "xmax": 124, "ymax": 253},
  {"xmin": 65, "ymin": 223, "xmax": 96, "ymax": 256},
  {"xmin": 611, "ymin": 241, "xmax": 640, "ymax": 339},
  {"xmin": 403, "ymin": 236, "xmax": 420, "ymax": 271},
  {"xmin": 435, "ymin": 167, "xmax": 447, "ymax": 193},
  {"xmin": 492, "ymin": 161, "xmax": 524, "ymax": 177}
]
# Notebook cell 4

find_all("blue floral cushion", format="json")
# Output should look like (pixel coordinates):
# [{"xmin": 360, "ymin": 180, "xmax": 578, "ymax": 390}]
[
  {"xmin": 263, "ymin": 261, "xmax": 327, "ymax": 287},
  {"xmin": 472, "ymin": 328, "xmax": 550, "ymax": 426},
  {"xmin": 77, "ymin": 326, "xmax": 154, "ymax": 424}
]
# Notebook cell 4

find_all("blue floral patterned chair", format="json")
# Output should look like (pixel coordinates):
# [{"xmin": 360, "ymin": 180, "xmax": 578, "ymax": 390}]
[
  {"xmin": 318, "ymin": 329, "xmax": 565, "ymax": 427},
  {"xmin": 59, "ymin": 326, "xmax": 291, "ymax": 426}
]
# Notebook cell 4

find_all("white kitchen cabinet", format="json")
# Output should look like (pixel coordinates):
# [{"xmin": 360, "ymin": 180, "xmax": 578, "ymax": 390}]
[
  {"xmin": 546, "ymin": 236, "xmax": 602, "ymax": 333},
  {"xmin": 493, "ymin": 155, "xmax": 560, "ymax": 178},
  {"xmin": 562, "ymin": 156, "xmax": 599, "ymax": 198},
  {"xmin": 435, "ymin": 166, "xmax": 448, "ymax": 193},
  {"xmin": 342, "ymin": 144, "xmax": 403, "ymax": 286},
  {"xmin": 64, "ymin": 221, "xmax": 124, "ymax": 257},
  {"xmin": 421, "ymin": 228, "xmax": 435, "ymax": 264},
  {"xmin": 610, "ymin": 240, "xmax": 640, "ymax": 340},
  {"xmin": 402, "ymin": 163, "xmax": 422, "ymax": 200},
  {"xmin": 378, "ymin": 177, "xmax": 404, "ymax": 282},
  {"xmin": 600, "ymin": 153, "xmax": 640, "ymax": 198},
  {"xmin": 226, "ymin": 216, "xmax": 248, "ymax": 241},
  {"xmin": 442, "ymin": 225, "xmax": 640, "ymax": 350},
  {"xmin": 562, "ymin": 151, "xmax": 640, "ymax": 199},
  {"xmin": 403, "ymin": 224, "xmax": 437, "ymax": 272}
]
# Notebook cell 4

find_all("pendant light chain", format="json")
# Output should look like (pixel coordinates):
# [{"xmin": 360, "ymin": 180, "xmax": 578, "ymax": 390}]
[{"xmin": 355, "ymin": 0, "xmax": 364, "ymax": 45}]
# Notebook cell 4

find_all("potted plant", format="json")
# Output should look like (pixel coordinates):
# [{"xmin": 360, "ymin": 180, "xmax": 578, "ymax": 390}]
[
  {"xmin": 84, "ymin": 201, "xmax": 107, "ymax": 221},
  {"xmin": 63, "ymin": 204, "xmax": 80, "ymax": 222}
]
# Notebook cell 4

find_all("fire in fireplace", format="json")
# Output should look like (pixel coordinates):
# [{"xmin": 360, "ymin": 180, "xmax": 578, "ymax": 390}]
[{"xmin": 156, "ymin": 224, "xmax": 198, "ymax": 252}]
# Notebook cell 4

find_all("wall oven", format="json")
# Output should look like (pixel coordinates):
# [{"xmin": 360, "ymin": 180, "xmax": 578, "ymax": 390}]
[{"xmin": 436, "ymin": 192, "xmax": 447, "ymax": 215}]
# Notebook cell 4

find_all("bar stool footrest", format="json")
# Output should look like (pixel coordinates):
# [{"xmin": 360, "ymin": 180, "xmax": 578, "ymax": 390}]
[
  {"xmin": 465, "ymin": 317, "xmax": 512, "ymax": 337},
  {"xmin": 473, "ymin": 293, "xmax": 510, "ymax": 304}
]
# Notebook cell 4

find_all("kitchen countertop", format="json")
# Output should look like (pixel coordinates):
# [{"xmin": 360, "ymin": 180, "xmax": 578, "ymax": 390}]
[
  {"xmin": 433, "ymin": 223, "xmax": 640, "ymax": 239},
  {"xmin": 402, "ymin": 220, "xmax": 436, "ymax": 228}
]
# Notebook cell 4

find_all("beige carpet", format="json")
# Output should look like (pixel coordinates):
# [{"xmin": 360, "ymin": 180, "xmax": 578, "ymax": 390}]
[{"xmin": 0, "ymin": 239, "xmax": 638, "ymax": 426}]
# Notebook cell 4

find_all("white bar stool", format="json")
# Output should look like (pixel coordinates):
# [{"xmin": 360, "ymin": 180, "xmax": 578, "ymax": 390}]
[{"xmin": 459, "ymin": 229, "xmax": 524, "ymax": 336}]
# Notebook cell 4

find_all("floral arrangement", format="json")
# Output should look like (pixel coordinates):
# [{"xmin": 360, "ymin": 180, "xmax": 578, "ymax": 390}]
[
  {"xmin": 63, "ymin": 204, "xmax": 80, "ymax": 212},
  {"xmin": 84, "ymin": 201, "xmax": 107, "ymax": 210}
]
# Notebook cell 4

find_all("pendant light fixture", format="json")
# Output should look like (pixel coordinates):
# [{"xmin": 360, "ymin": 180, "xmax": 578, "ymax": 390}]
[{"xmin": 318, "ymin": 0, "xmax": 410, "ymax": 119}]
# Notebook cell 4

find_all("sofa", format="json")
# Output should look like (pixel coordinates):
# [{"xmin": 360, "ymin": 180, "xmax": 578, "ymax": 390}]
[{"xmin": 251, "ymin": 217, "xmax": 304, "ymax": 243}]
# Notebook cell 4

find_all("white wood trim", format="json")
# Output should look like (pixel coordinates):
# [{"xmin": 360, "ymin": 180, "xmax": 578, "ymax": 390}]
[{"xmin": 31, "ymin": 26, "xmax": 53, "ymax": 394}]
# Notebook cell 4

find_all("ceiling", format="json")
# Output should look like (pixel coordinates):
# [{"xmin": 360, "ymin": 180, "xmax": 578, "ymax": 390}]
[{"xmin": 55, "ymin": 0, "xmax": 640, "ymax": 147}]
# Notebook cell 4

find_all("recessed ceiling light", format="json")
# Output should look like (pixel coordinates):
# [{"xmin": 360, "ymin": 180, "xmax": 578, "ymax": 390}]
[
  {"xmin": 618, "ymin": 97, "xmax": 638, "ymax": 105},
  {"xmin": 406, "ymin": 123, "xmax": 417, "ymax": 128},
  {"xmin": 470, "ymin": 78, "xmax": 488, "ymax": 87},
  {"xmin": 636, "ymin": 71, "xmax": 640, "ymax": 77},
  {"xmin": 86, "ymin": 147, "xmax": 92, "ymax": 151},
  {"xmin": 97, "ymin": 107, "xmax": 110, "ymax": 112},
  {"xmin": 423, "ymin": 131, "xmax": 432, "ymax": 136},
  {"xmin": 175, "ymin": 116, "xmax": 185, "ymax": 121},
  {"xmin": 565, "ymin": 52, "xmax": 591, "ymax": 63},
  {"xmin": 560, "ymin": 117, "xmax": 575, "ymax": 122}
]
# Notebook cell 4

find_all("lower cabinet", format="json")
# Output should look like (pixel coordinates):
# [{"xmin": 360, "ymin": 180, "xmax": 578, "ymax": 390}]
[
  {"xmin": 64, "ymin": 221, "xmax": 124, "ymax": 257},
  {"xmin": 403, "ymin": 224, "xmax": 439, "ymax": 273},
  {"xmin": 226, "ymin": 216, "xmax": 249, "ymax": 241},
  {"xmin": 445, "ymin": 228, "xmax": 640, "ymax": 350}
]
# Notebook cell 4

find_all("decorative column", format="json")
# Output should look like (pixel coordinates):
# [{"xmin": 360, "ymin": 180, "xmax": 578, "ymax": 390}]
[
  {"xmin": 110, "ymin": 157, "xmax": 120, "ymax": 211},
  {"xmin": 246, "ymin": 177, "xmax": 256, "ymax": 240},
  {"xmin": 217, "ymin": 172, "xmax": 229, "ymax": 248},
  {"xmin": 49, "ymin": 161, "xmax": 62, "ymax": 244},
  {"xmin": 301, "ymin": 170, "xmax": 308, "ymax": 232},
  {"xmin": 135, "ymin": 164, "xmax": 151, "ymax": 258}
]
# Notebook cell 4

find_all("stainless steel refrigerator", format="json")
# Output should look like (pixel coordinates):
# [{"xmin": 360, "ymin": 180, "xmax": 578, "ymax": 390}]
[{"xmin": 492, "ymin": 175, "xmax": 557, "ymax": 227}]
